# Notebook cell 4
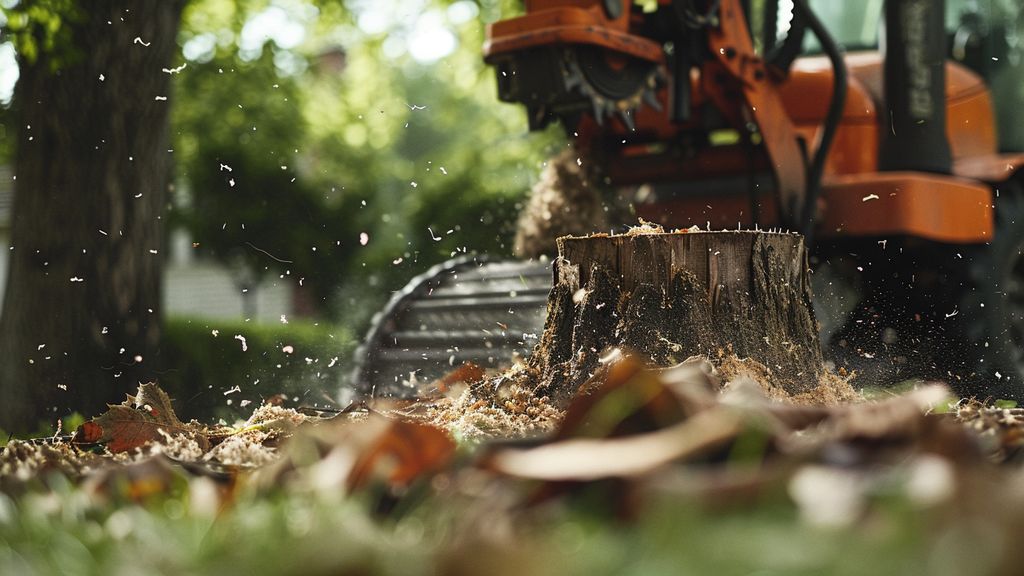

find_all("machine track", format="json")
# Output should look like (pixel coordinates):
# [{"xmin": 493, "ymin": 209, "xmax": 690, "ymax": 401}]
[{"xmin": 350, "ymin": 256, "xmax": 551, "ymax": 397}]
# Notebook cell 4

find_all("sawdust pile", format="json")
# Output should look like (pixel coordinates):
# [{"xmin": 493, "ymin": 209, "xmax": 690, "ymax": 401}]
[
  {"xmin": 716, "ymin": 355, "xmax": 861, "ymax": 405},
  {"xmin": 0, "ymin": 399, "xmax": 313, "ymax": 490},
  {"xmin": 0, "ymin": 440, "xmax": 99, "ymax": 485},
  {"xmin": 425, "ymin": 364, "xmax": 563, "ymax": 439},
  {"xmin": 200, "ymin": 404, "xmax": 308, "ymax": 467},
  {"xmin": 955, "ymin": 400, "xmax": 1024, "ymax": 463},
  {"xmin": 514, "ymin": 148, "xmax": 628, "ymax": 259},
  {"xmin": 420, "ymin": 353, "xmax": 859, "ymax": 440}
]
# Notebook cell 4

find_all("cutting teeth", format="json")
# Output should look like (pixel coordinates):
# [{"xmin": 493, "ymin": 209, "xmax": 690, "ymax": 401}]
[
  {"xmin": 618, "ymin": 110, "xmax": 635, "ymax": 131},
  {"xmin": 642, "ymin": 90, "xmax": 662, "ymax": 112},
  {"xmin": 592, "ymin": 98, "xmax": 606, "ymax": 126},
  {"xmin": 560, "ymin": 47, "xmax": 663, "ymax": 131}
]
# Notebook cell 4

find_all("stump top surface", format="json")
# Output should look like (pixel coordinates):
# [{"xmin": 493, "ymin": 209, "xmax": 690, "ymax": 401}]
[
  {"xmin": 558, "ymin": 229, "xmax": 801, "ymax": 242},
  {"xmin": 553, "ymin": 228, "xmax": 810, "ymax": 299}
]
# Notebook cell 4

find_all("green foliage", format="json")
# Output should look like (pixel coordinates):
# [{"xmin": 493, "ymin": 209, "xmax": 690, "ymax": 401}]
[
  {"xmin": 1, "ymin": 0, "xmax": 80, "ymax": 67},
  {"xmin": 171, "ymin": 47, "xmax": 361, "ymax": 310},
  {"xmin": 159, "ymin": 316, "xmax": 355, "ymax": 422},
  {"xmin": 0, "ymin": 412, "xmax": 85, "ymax": 446},
  {"xmin": 171, "ymin": 0, "xmax": 562, "ymax": 325}
]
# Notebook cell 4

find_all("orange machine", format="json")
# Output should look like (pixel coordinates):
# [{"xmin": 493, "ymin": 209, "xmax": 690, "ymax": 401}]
[
  {"xmin": 351, "ymin": 0, "xmax": 1024, "ymax": 401},
  {"xmin": 481, "ymin": 0, "xmax": 1024, "ymax": 393}
]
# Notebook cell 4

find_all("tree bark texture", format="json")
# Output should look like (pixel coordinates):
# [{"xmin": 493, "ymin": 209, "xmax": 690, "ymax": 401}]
[
  {"xmin": 529, "ymin": 230, "xmax": 824, "ymax": 401},
  {"xmin": 0, "ymin": 0, "xmax": 185, "ymax": 431}
]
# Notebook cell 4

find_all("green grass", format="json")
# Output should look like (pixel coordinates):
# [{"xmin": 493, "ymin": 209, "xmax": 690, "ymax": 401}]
[{"xmin": 0, "ymin": 468, "xmax": 956, "ymax": 576}]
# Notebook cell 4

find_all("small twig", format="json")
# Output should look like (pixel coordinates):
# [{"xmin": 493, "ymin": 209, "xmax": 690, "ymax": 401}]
[
  {"xmin": 297, "ymin": 406, "xmax": 344, "ymax": 415},
  {"xmin": 245, "ymin": 242, "xmax": 293, "ymax": 263}
]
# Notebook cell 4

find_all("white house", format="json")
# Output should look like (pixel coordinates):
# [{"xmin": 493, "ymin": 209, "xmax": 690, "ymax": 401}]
[{"xmin": 0, "ymin": 175, "xmax": 296, "ymax": 322}]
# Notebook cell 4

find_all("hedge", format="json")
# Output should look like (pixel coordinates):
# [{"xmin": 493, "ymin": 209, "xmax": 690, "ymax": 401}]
[{"xmin": 158, "ymin": 316, "xmax": 357, "ymax": 423}]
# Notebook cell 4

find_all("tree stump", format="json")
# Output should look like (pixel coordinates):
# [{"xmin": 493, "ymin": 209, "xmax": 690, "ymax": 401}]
[{"xmin": 528, "ymin": 229, "xmax": 825, "ymax": 400}]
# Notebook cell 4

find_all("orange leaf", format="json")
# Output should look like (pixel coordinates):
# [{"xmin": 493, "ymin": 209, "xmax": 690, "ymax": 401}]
[
  {"xmin": 348, "ymin": 420, "xmax": 455, "ymax": 490},
  {"xmin": 436, "ymin": 362, "xmax": 485, "ymax": 393}
]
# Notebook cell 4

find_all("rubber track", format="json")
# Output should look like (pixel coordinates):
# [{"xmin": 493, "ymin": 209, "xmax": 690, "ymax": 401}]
[{"xmin": 350, "ymin": 257, "xmax": 551, "ymax": 397}]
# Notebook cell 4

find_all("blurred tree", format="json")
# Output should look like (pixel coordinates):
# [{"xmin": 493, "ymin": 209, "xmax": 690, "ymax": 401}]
[
  {"xmin": 171, "ymin": 47, "xmax": 361, "ymax": 314},
  {"xmin": 170, "ymin": 0, "xmax": 560, "ymax": 326},
  {"xmin": 0, "ymin": 0, "xmax": 185, "ymax": 432},
  {"xmin": 0, "ymin": 0, "xmax": 555, "ymax": 430}
]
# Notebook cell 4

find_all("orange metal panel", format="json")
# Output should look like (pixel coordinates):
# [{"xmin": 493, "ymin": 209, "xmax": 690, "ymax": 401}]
[
  {"xmin": 818, "ymin": 172, "xmax": 993, "ymax": 243},
  {"xmin": 946, "ymin": 84, "xmax": 997, "ymax": 160},
  {"xmin": 781, "ymin": 57, "xmax": 877, "ymax": 124},
  {"xmin": 484, "ymin": 5, "xmax": 663, "ymax": 62},
  {"xmin": 841, "ymin": 52, "xmax": 998, "ymax": 160},
  {"xmin": 782, "ymin": 56, "xmax": 880, "ymax": 176},
  {"xmin": 635, "ymin": 172, "xmax": 994, "ymax": 244},
  {"xmin": 793, "ymin": 122, "xmax": 879, "ymax": 176},
  {"xmin": 607, "ymin": 144, "xmax": 773, "ymax": 186}
]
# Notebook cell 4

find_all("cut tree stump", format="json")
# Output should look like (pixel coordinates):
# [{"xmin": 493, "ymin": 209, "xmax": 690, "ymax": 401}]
[{"xmin": 527, "ymin": 229, "xmax": 825, "ymax": 400}]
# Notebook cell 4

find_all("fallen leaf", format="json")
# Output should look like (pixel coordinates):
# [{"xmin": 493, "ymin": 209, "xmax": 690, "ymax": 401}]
[
  {"xmin": 487, "ymin": 408, "xmax": 744, "ymax": 481},
  {"xmin": 83, "ymin": 455, "xmax": 187, "ymax": 504},
  {"xmin": 556, "ymin": 354, "xmax": 691, "ymax": 440},
  {"xmin": 348, "ymin": 419, "xmax": 456, "ymax": 490},
  {"xmin": 436, "ymin": 362, "xmax": 485, "ymax": 393},
  {"xmin": 73, "ymin": 382, "xmax": 207, "ymax": 453},
  {"xmin": 132, "ymin": 382, "xmax": 185, "ymax": 427}
]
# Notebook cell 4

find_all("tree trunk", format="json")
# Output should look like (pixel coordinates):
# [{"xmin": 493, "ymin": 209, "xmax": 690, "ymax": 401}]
[
  {"xmin": 0, "ymin": 1, "xmax": 185, "ymax": 432},
  {"xmin": 528, "ymin": 230, "xmax": 825, "ymax": 401}
]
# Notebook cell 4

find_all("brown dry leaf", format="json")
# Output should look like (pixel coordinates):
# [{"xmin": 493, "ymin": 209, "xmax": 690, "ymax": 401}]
[
  {"xmin": 83, "ymin": 455, "xmax": 188, "ymax": 504},
  {"xmin": 483, "ymin": 354, "xmax": 762, "ymax": 482},
  {"xmin": 73, "ymin": 382, "xmax": 208, "ymax": 453},
  {"xmin": 486, "ymin": 407, "xmax": 744, "ymax": 481},
  {"xmin": 348, "ymin": 419, "xmax": 456, "ymax": 490},
  {"xmin": 435, "ymin": 361, "xmax": 485, "ymax": 394},
  {"xmin": 253, "ymin": 414, "xmax": 456, "ymax": 495},
  {"xmin": 133, "ymin": 382, "xmax": 184, "ymax": 426},
  {"xmin": 556, "ymin": 354, "xmax": 693, "ymax": 440},
  {"xmin": 828, "ymin": 384, "xmax": 952, "ymax": 441}
]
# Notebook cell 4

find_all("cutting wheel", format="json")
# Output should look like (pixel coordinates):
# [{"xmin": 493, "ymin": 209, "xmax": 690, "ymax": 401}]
[{"xmin": 561, "ymin": 46, "xmax": 662, "ymax": 129}]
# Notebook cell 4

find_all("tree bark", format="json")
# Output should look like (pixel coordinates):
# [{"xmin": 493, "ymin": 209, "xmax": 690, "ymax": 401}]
[
  {"xmin": 0, "ymin": 1, "xmax": 185, "ymax": 432},
  {"xmin": 528, "ymin": 230, "xmax": 825, "ymax": 401}
]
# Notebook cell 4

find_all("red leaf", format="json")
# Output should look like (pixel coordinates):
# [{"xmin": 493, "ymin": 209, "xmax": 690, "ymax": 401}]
[
  {"xmin": 75, "ymin": 420, "xmax": 104, "ymax": 443},
  {"xmin": 348, "ymin": 420, "xmax": 455, "ymax": 490},
  {"xmin": 73, "ymin": 382, "xmax": 206, "ymax": 453}
]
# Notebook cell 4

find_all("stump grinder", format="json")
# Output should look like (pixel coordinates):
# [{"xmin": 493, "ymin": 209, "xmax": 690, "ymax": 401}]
[{"xmin": 353, "ymin": 0, "xmax": 1024, "ymax": 400}]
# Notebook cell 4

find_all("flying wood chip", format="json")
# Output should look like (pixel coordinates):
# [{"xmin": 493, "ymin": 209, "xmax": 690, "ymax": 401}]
[{"xmin": 73, "ymin": 382, "xmax": 208, "ymax": 453}]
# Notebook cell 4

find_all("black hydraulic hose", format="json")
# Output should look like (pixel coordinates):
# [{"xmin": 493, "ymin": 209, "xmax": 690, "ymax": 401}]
[{"xmin": 792, "ymin": 0, "xmax": 846, "ymax": 242}]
